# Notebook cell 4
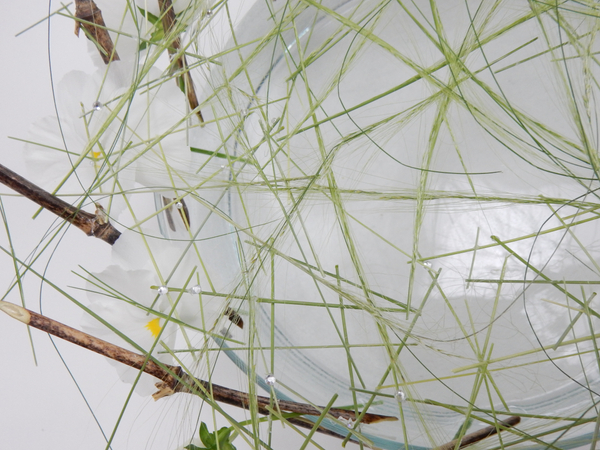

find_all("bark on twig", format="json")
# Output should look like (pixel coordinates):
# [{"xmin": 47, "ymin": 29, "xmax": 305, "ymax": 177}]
[
  {"xmin": 0, "ymin": 301, "xmax": 396, "ymax": 435},
  {"xmin": 0, "ymin": 164, "xmax": 121, "ymax": 245},
  {"xmin": 74, "ymin": 0, "xmax": 120, "ymax": 64},
  {"xmin": 158, "ymin": 0, "xmax": 204, "ymax": 124},
  {"xmin": 432, "ymin": 415, "xmax": 521, "ymax": 450},
  {"xmin": 163, "ymin": 373, "xmax": 395, "ymax": 424}
]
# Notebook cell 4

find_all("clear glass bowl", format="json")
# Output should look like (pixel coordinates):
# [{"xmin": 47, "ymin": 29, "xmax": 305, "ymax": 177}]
[{"xmin": 160, "ymin": 1, "xmax": 600, "ymax": 448}]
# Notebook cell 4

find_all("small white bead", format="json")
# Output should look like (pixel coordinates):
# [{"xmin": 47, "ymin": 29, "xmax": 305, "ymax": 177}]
[
  {"xmin": 339, "ymin": 417, "xmax": 354, "ymax": 428},
  {"xmin": 265, "ymin": 374, "xmax": 276, "ymax": 386},
  {"xmin": 395, "ymin": 390, "xmax": 406, "ymax": 402},
  {"xmin": 157, "ymin": 286, "xmax": 169, "ymax": 295},
  {"xmin": 187, "ymin": 285, "xmax": 202, "ymax": 294}
]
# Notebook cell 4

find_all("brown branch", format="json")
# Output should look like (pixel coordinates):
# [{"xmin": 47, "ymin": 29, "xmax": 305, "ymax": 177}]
[
  {"xmin": 0, "ymin": 164, "xmax": 121, "ymax": 245},
  {"xmin": 0, "ymin": 301, "xmax": 396, "ymax": 432},
  {"xmin": 432, "ymin": 415, "xmax": 521, "ymax": 450},
  {"xmin": 158, "ymin": 0, "xmax": 204, "ymax": 124},
  {"xmin": 163, "ymin": 373, "xmax": 395, "ymax": 425},
  {"xmin": 74, "ymin": 0, "xmax": 120, "ymax": 64}
]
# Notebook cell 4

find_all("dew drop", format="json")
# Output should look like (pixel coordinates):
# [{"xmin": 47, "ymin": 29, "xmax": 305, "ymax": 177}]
[
  {"xmin": 423, "ymin": 261, "xmax": 432, "ymax": 269},
  {"xmin": 157, "ymin": 286, "xmax": 169, "ymax": 295},
  {"xmin": 206, "ymin": 9, "xmax": 213, "ymax": 16},
  {"xmin": 92, "ymin": 101, "xmax": 103, "ymax": 111},
  {"xmin": 265, "ymin": 374, "xmax": 276, "ymax": 386},
  {"xmin": 395, "ymin": 390, "xmax": 407, "ymax": 402},
  {"xmin": 187, "ymin": 284, "xmax": 202, "ymax": 294},
  {"xmin": 175, "ymin": 202, "xmax": 183, "ymax": 209}
]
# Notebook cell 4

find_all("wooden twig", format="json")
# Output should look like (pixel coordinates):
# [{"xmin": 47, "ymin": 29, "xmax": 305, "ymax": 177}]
[
  {"xmin": 0, "ymin": 301, "xmax": 396, "ymax": 432},
  {"xmin": 74, "ymin": 0, "xmax": 120, "ymax": 64},
  {"xmin": 161, "ymin": 374, "xmax": 395, "ymax": 425},
  {"xmin": 158, "ymin": 0, "xmax": 204, "ymax": 124},
  {"xmin": 0, "ymin": 164, "xmax": 121, "ymax": 245},
  {"xmin": 432, "ymin": 415, "xmax": 521, "ymax": 450}
]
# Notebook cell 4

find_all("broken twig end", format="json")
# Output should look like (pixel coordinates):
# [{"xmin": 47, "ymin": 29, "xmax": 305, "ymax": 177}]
[
  {"xmin": 0, "ymin": 301, "xmax": 31, "ymax": 324},
  {"xmin": 152, "ymin": 381, "xmax": 176, "ymax": 401}
]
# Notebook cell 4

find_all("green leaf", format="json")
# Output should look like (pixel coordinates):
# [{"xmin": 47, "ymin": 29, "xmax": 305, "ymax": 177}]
[
  {"xmin": 137, "ymin": 6, "xmax": 160, "ymax": 25},
  {"xmin": 190, "ymin": 147, "xmax": 227, "ymax": 159},
  {"xmin": 216, "ymin": 427, "xmax": 232, "ymax": 445},
  {"xmin": 195, "ymin": 422, "xmax": 237, "ymax": 450},
  {"xmin": 199, "ymin": 422, "xmax": 216, "ymax": 448},
  {"xmin": 149, "ymin": 27, "xmax": 165, "ymax": 44},
  {"xmin": 178, "ymin": 76, "xmax": 186, "ymax": 94},
  {"xmin": 190, "ymin": 147, "xmax": 249, "ymax": 164},
  {"xmin": 137, "ymin": 6, "xmax": 165, "ymax": 51},
  {"xmin": 452, "ymin": 417, "xmax": 474, "ymax": 440}
]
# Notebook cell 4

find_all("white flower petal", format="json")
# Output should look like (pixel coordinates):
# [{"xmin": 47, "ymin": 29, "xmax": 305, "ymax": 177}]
[{"xmin": 83, "ymin": 265, "xmax": 177, "ymax": 395}]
